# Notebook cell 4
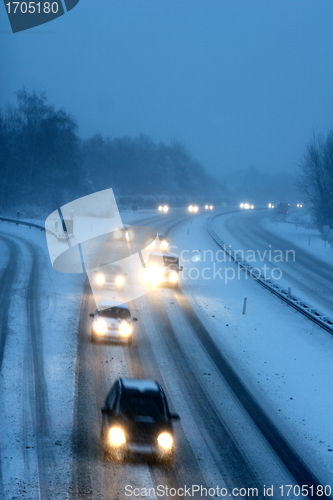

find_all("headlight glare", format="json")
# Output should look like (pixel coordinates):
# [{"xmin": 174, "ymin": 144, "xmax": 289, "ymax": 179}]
[
  {"xmin": 157, "ymin": 432, "xmax": 173, "ymax": 449},
  {"xmin": 94, "ymin": 319, "xmax": 107, "ymax": 335},
  {"xmin": 116, "ymin": 275, "xmax": 125, "ymax": 286},
  {"xmin": 95, "ymin": 273, "xmax": 105, "ymax": 285},
  {"xmin": 119, "ymin": 321, "xmax": 132, "ymax": 337},
  {"xmin": 169, "ymin": 271, "xmax": 178, "ymax": 283},
  {"xmin": 109, "ymin": 427, "xmax": 126, "ymax": 446}
]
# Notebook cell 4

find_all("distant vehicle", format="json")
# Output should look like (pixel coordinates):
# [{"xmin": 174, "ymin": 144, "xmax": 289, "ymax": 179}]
[
  {"xmin": 101, "ymin": 378, "xmax": 180, "ymax": 463},
  {"xmin": 114, "ymin": 224, "xmax": 133, "ymax": 241},
  {"xmin": 277, "ymin": 202, "xmax": 289, "ymax": 214},
  {"xmin": 94, "ymin": 264, "xmax": 126, "ymax": 291},
  {"xmin": 188, "ymin": 205, "xmax": 198, "ymax": 212},
  {"xmin": 158, "ymin": 205, "xmax": 169, "ymax": 213},
  {"xmin": 240, "ymin": 203, "xmax": 253, "ymax": 209},
  {"xmin": 146, "ymin": 252, "xmax": 183, "ymax": 288},
  {"xmin": 90, "ymin": 302, "xmax": 137, "ymax": 345},
  {"xmin": 204, "ymin": 205, "xmax": 213, "ymax": 210}
]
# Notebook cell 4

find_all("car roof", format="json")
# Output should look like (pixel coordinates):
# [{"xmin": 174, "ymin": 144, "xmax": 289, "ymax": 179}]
[
  {"xmin": 98, "ymin": 301, "xmax": 130, "ymax": 311},
  {"xmin": 148, "ymin": 252, "xmax": 177, "ymax": 258},
  {"xmin": 120, "ymin": 378, "xmax": 160, "ymax": 393}
]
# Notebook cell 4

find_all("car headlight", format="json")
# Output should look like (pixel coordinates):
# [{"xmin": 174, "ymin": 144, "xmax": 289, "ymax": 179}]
[
  {"xmin": 205, "ymin": 205, "xmax": 208, "ymax": 209},
  {"xmin": 210, "ymin": 205, "xmax": 213, "ymax": 210},
  {"xmin": 160, "ymin": 240, "xmax": 168, "ymax": 251},
  {"xmin": 157, "ymin": 432, "xmax": 173, "ymax": 449},
  {"xmin": 158, "ymin": 206, "xmax": 163, "ymax": 211},
  {"xmin": 119, "ymin": 321, "xmax": 132, "ymax": 337},
  {"xmin": 188, "ymin": 205, "xmax": 193, "ymax": 212},
  {"xmin": 193, "ymin": 205, "xmax": 198, "ymax": 212},
  {"xmin": 95, "ymin": 273, "xmax": 105, "ymax": 286},
  {"xmin": 115, "ymin": 275, "xmax": 125, "ymax": 286},
  {"xmin": 163, "ymin": 205, "xmax": 169, "ymax": 212},
  {"xmin": 169, "ymin": 271, "xmax": 178, "ymax": 283},
  {"xmin": 94, "ymin": 319, "xmax": 107, "ymax": 335},
  {"xmin": 109, "ymin": 427, "xmax": 126, "ymax": 446},
  {"xmin": 114, "ymin": 229, "xmax": 122, "ymax": 239},
  {"xmin": 126, "ymin": 230, "xmax": 134, "ymax": 241}
]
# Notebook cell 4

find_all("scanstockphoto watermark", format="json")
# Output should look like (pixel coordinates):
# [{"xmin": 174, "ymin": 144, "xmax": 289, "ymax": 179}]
[
  {"xmin": 169, "ymin": 245, "xmax": 296, "ymax": 283},
  {"xmin": 125, "ymin": 484, "xmax": 260, "ymax": 497},
  {"xmin": 182, "ymin": 262, "xmax": 283, "ymax": 282},
  {"xmin": 171, "ymin": 246, "xmax": 296, "ymax": 265}
]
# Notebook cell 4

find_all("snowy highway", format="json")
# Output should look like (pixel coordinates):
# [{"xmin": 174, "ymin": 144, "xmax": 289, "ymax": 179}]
[
  {"xmin": 0, "ymin": 210, "xmax": 332, "ymax": 500},
  {"xmin": 218, "ymin": 209, "xmax": 333, "ymax": 318}
]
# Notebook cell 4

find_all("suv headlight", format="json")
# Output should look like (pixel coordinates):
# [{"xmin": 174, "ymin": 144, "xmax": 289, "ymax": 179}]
[
  {"xmin": 119, "ymin": 321, "xmax": 132, "ymax": 337},
  {"xmin": 169, "ymin": 271, "xmax": 178, "ymax": 283},
  {"xmin": 160, "ymin": 240, "xmax": 168, "ymax": 251},
  {"xmin": 157, "ymin": 432, "xmax": 173, "ymax": 449},
  {"xmin": 109, "ymin": 427, "xmax": 126, "ymax": 446}
]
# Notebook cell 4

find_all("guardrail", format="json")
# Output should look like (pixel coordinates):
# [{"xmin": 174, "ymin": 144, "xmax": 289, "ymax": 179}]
[
  {"xmin": 0, "ymin": 216, "xmax": 45, "ymax": 231},
  {"xmin": 0, "ymin": 216, "xmax": 60, "ymax": 241},
  {"xmin": 207, "ymin": 212, "xmax": 333, "ymax": 335}
]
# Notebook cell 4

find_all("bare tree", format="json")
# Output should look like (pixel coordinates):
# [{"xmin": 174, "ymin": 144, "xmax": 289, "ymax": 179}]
[{"xmin": 298, "ymin": 132, "xmax": 333, "ymax": 230}]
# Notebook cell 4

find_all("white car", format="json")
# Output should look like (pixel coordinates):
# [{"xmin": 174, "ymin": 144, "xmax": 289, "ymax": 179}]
[
  {"xmin": 94, "ymin": 264, "xmax": 126, "ymax": 291},
  {"xmin": 90, "ymin": 302, "xmax": 137, "ymax": 345}
]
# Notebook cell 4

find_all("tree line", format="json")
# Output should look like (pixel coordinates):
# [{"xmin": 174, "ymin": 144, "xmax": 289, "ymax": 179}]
[{"xmin": 0, "ymin": 89, "xmax": 224, "ymax": 212}]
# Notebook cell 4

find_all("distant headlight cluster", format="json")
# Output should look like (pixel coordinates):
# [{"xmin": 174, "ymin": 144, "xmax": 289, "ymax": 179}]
[
  {"xmin": 205, "ymin": 205, "xmax": 213, "ymax": 210},
  {"xmin": 158, "ymin": 205, "xmax": 169, "ymax": 212},
  {"xmin": 297, "ymin": 204, "xmax": 303, "ymax": 208},
  {"xmin": 240, "ymin": 203, "xmax": 254, "ymax": 210},
  {"xmin": 268, "ymin": 203, "xmax": 275, "ymax": 208},
  {"xmin": 188, "ymin": 205, "xmax": 198, "ymax": 213}
]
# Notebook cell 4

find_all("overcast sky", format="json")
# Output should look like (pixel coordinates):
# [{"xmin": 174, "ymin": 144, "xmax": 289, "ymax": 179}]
[{"xmin": 1, "ymin": 1, "xmax": 333, "ymax": 179}]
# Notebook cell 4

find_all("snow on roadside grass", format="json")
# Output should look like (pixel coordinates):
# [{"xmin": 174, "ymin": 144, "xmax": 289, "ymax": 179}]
[
  {"xmin": 171, "ymin": 215, "xmax": 333, "ymax": 484},
  {"xmin": 260, "ymin": 216, "xmax": 333, "ymax": 267}
]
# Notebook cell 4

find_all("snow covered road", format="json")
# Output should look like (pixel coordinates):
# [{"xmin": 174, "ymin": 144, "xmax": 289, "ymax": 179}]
[{"xmin": 0, "ymin": 210, "xmax": 332, "ymax": 499}]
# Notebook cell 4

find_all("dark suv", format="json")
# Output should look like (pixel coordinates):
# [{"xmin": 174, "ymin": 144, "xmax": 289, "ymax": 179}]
[{"xmin": 101, "ymin": 378, "xmax": 180, "ymax": 463}]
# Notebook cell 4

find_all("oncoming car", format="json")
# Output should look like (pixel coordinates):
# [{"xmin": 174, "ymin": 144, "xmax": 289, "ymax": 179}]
[
  {"xmin": 113, "ymin": 224, "xmax": 134, "ymax": 241},
  {"xmin": 94, "ymin": 264, "xmax": 126, "ymax": 290},
  {"xmin": 101, "ymin": 378, "xmax": 180, "ymax": 463},
  {"xmin": 90, "ymin": 302, "xmax": 137, "ymax": 345},
  {"xmin": 146, "ymin": 252, "xmax": 183, "ymax": 288}
]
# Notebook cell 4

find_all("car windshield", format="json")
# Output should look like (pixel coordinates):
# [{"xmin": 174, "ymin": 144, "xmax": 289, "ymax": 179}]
[
  {"xmin": 98, "ymin": 307, "xmax": 130, "ymax": 319},
  {"xmin": 148, "ymin": 255, "xmax": 178, "ymax": 268},
  {"xmin": 119, "ymin": 392, "xmax": 166, "ymax": 421}
]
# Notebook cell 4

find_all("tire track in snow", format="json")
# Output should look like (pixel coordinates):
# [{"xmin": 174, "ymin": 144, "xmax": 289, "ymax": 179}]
[{"xmin": 0, "ymin": 236, "xmax": 19, "ymax": 500}]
